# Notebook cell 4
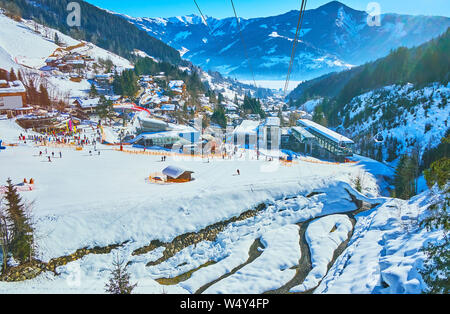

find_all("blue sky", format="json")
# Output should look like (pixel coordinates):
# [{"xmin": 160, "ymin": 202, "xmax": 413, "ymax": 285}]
[{"xmin": 84, "ymin": 0, "xmax": 450, "ymax": 19}]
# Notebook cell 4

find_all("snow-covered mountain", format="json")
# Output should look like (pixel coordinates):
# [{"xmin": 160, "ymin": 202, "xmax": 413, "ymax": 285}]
[
  {"xmin": 121, "ymin": 1, "xmax": 450, "ymax": 81},
  {"xmin": 0, "ymin": 12, "xmax": 134, "ymax": 99}
]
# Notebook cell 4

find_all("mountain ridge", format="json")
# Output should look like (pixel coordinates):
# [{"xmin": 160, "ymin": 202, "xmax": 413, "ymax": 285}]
[{"xmin": 120, "ymin": 1, "xmax": 450, "ymax": 81}]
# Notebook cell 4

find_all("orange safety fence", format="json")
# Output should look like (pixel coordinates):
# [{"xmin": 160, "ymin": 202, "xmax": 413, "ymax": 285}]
[
  {"xmin": 145, "ymin": 173, "xmax": 171, "ymax": 185},
  {"xmin": 114, "ymin": 148, "xmax": 229, "ymax": 160},
  {"xmin": 146, "ymin": 173, "xmax": 193, "ymax": 184},
  {"xmin": 114, "ymin": 147, "xmax": 357, "ymax": 166},
  {"xmin": 34, "ymin": 142, "xmax": 80, "ymax": 149},
  {"xmin": 0, "ymin": 184, "xmax": 34, "ymax": 194}
]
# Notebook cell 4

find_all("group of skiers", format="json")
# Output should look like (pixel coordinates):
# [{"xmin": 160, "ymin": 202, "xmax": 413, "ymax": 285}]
[{"xmin": 38, "ymin": 149, "xmax": 62, "ymax": 162}]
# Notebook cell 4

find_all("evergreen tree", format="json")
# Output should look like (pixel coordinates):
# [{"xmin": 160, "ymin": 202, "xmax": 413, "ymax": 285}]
[
  {"xmin": 17, "ymin": 70, "xmax": 23, "ymax": 83},
  {"xmin": 96, "ymin": 96, "xmax": 114, "ymax": 123},
  {"xmin": 39, "ymin": 84, "xmax": 51, "ymax": 107},
  {"xmin": 3, "ymin": 179, "xmax": 34, "ymax": 264},
  {"xmin": 0, "ymin": 200, "xmax": 12, "ymax": 273},
  {"xmin": 0, "ymin": 69, "xmax": 8, "ymax": 81},
  {"xmin": 26, "ymin": 78, "xmax": 38, "ymax": 104},
  {"xmin": 89, "ymin": 83, "xmax": 98, "ymax": 98},
  {"xmin": 243, "ymin": 94, "xmax": 265, "ymax": 118},
  {"xmin": 424, "ymin": 157, "xmax": 450, "ymax": 189},
  {"xmin": 211, "ymin": 104, "xmax": 227, "ymax": 129},
  {"xmin": 105, "ymin": 254, "xmax": 137, "ymax": 294},
  {"xmin": 394, "ymin": 154, "xmax": 418, "ymax": 199},
  {"xmin": 375, "ymin": 145, "xmax": 383, "ymax": 162},
  {"xmin": 9, "ymin": 68, "xmax": 17, "ymax": 81},
  {"xmin": 54, "ymin": 32, "xmax": 60, "ymax": 46},
  {"xmin": 419, "ymin": 165, "xmax": 449, "ymax": 293},
  {"xmin": 217, "ymin": 93, "xmax": 224, "ymax": 105}
]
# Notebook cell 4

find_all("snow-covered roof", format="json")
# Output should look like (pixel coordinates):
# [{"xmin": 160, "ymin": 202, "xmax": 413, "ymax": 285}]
[
  {"xmin": 233, "ymin": 120, "xmax": 260, "ymax": 135},
  {"xmin": 106, "ymin": 95, "xmax": 121, "ymax": 101},
  {"xmin": 66, "ymin": 60, "xmax": 85, "ymax": 65},
  {"xmin": 297, "ymin": 119, "xmax": 354, "ymax": 144},
  {"xmin": 0, "ymin": 80, "xmax": 26, "ymax": 94},
  {"xmin": 160, "ymin": 96, "xmax": 170, "ymax": 102},
  {"xmin": 264, "ymin": 117, "xmax": 280, "ymax": 127},
  {"xmin": 162, "ymin": 166, "xmax": 193, "ymax": 179},
  {"xmin": 74, "ymin": 97, "xmax": 100, "ymax": 108},
  {"xmin": 291, "ymin": 126, "xmax": 315, "ymax": 139},
  {"xmin": 95, "ymin": 74, "xmax": 112, "ymax": 79},
  {"xmin": 160, "ymin": 104, "xmax": 176, "ymax": 111},
  {"xmin": 169, "ymin": 80, "xmax": 184, "ymax": 89}
]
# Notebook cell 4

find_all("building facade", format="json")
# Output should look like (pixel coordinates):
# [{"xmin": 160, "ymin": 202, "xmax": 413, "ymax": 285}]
[{"xmin": 0, "ymin": 80, "xmax": 27, "ymax": 114}]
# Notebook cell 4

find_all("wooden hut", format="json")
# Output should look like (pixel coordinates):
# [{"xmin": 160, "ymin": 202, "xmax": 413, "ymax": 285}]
[{"xmin": 162, "ymin": 166, "xmax": 194, "ymax": 183}]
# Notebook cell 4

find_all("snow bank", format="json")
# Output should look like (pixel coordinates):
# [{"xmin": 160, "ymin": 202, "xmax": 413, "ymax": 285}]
[
  {"xmin": 315, "ymin": 190, "xmax": 444, "ymax": 294},
  {"xmin": 203, "ymin": 225, "xmax": 300, "ymax": 294}
]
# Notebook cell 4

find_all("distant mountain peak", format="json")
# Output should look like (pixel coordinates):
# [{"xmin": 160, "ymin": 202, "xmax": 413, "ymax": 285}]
[
  {"xmin": 316, "ymin": 1, "xmax": 353, "ymax": 12},
  {"xmin": 120, "ymin": 2, "xmax": 450, "ymax": 81}
]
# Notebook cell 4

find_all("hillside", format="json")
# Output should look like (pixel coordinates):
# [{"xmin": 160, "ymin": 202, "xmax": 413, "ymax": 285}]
[
  {"xmin": 121, "ymin": 1, "xmax": 450, "ymax": 81},
  {"xmin": 0, "ymin": 11, "xmax": 135, "ymax": 99},
  {"xmin": 290, "ymin": 27, "xmax": 450, "ymax": 104},
  {"xmin": 339, "ymin": 82, "xmax": 449, "ymax": 163},
  {"xmin": 0, "ymin": 0, "xmax": 182, "ymax": 64},
  {"xmin": 290, "ymin": 29, "xmax": 450, "ymax": 166}
]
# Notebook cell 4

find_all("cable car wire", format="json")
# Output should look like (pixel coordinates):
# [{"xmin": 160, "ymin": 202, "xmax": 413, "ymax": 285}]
[
  {"xmin": 284, "ymin": 0, "xmax": 308, "ymax": 96},
  {"xmin": 193, "ymin": 0, "xmax": 212, "ymax": 32},
  {"xmin": 230, "ymin": 0, "xmax": 257, "ymax": 89}
]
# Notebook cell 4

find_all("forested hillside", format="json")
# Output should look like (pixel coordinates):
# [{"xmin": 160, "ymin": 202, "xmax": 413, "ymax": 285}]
[
  {"xmin": 0, "ymin": 0, "xmax": 181, "ymax": 64},
  {"xmin": 290, "ymin": 27, "xmax": 450, "ymax": 126},
  {"xmin": 113, "ymin": 57, "xmax": 205, "ymax": 98}
]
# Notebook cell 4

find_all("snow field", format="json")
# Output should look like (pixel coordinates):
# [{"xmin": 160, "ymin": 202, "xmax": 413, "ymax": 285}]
[{"xmin": 290, "ymin": 214, "xmax": 353, "ymax": 292}]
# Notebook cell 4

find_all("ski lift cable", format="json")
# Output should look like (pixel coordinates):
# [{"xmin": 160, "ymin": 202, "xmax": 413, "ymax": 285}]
[
  {"xmin": 284, "ymin": 0, "xmax": 308, "ymax": 96},
  {"xmin": 286, "ymin": 0, "xmax": 307, "ymax": 93},
  {"xmin": 193, "ymin": 0, "xmax": 212, "ymax": 33},
  {"xmin": 230, "ymin": 0, "xmax": 257, "ymax": 90},
  {"xmin": 286, "ymin": 0, "xmax": 308, "ymax": 87},
  {"xmin": 285, "ymin": 0, "xmax": 305, "ymax": 88},
  {"xmin": 192, "ymin": 0, "xmax": 258, "ymax": 116},
  {"xmin": 284, "ymin": 0, "xmax": 307, "ymax": 95},
  {"xmin": 230, "ymin": 0, "xmax": 261, "ymax": 117}
]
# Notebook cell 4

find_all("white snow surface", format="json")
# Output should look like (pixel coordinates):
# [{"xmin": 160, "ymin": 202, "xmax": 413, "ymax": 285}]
[
  {"xmin": 203, "ymin": 225, "xmax": 301, "ymax": 294},
  {"xmin": 0, "ymin": 117, "xmax": 444, "ymax": 294},
  {"xmin": 315, "ymin": 189, "xmax": 445, "ymax": 294},
  {"xmin": 290, "ymin": 214, "xmax": 353, "ymax": 293}
]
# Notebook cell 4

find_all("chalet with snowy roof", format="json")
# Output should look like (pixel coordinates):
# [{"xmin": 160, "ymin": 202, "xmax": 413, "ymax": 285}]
[
  {"xmin": 72, "ymin": 97, "xmax": 100, "ymax": 114},
  {"xmin": 45, "ymin": 57, "xmax": 59, "ymax": 67},
  {"xmin": 162, "ymin": 166, "xmax": 194, "ymax": 183},
  {"xmin": 94, "ymin": 74, "xmax": 113, "ymax": 85},
  {"xmin": 158, "ymin": 104, "xmax": 176, "ymax": 114},
  {"xmin": 168, "ymin": 80, "xmax": 186, "ymax": 96},
  {"xmin": 0, "ymin": 80, "xmax": 28, "ymax": 114}
]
